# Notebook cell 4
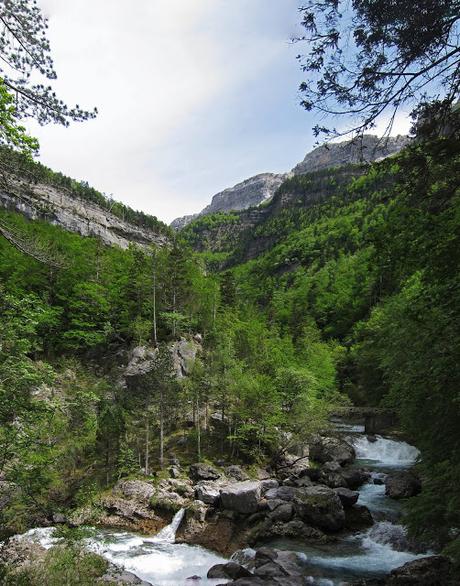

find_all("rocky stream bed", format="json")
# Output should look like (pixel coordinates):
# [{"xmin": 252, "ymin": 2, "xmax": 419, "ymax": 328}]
[{"xmin": 2, "ymin": 421, "xmax": 455, "ymax": 585}]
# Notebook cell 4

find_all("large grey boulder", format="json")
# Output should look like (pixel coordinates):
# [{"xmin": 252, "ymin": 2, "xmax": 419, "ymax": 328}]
[
  {"xmin": 220, "ymin": 481, "xmax": 262, "ymax": 514},
  {"xmin": 114, "ymin": 480, "xmax": 155, "ymax": 502},
  {"xmin": 334, "ymin": 487, "xmax": 359, "ymax": 507},
  {"xmin": 195, "ymin": 482, "xmax": 221, "ymax": 505},
  {"xmin": 385, "ymin": 471, "xmax": 421, "ymax": 499},
  {"xmin": 309, "ymin": 435, "xmax": 355, "ymax": 465},
  {"xmin": 294, "ymin": 485, "xmax": 345, "ymax": 532},
  {"xmin": 226, "ymin": 465, "xmax": 249, "ymax": 481},
  {"xmin": 189, "ymin": 463, "xmax": 220, "ymax": 482},
  {"xmin": 171, "ymin": 337, "xmax": 201, "ymax": 378},
  {"xmin": 124, "ymin": 346, "xmax": 158, "ymax": 378}
]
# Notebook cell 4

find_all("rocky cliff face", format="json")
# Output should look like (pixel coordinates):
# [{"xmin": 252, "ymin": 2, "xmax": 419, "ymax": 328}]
[
  {"xmin": 171, "ymin": 135, "xmax": 409, "ymax": 228},
  {"xmin": 291, "ymin": 134, "xmax": 409, "ymax": 175},
  {"xmin": 0, "ymin": 176, "xmax": 168, "ymax": 249}
]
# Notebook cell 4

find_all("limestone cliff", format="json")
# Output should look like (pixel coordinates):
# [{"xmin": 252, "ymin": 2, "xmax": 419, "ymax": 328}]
[
  {"xmin": 171, "ymin": 135, "xmax": 409, "ymax": 228},
  {"xmin": 0, "ymin": 175, "xmax": 168, "ymax": 249}
]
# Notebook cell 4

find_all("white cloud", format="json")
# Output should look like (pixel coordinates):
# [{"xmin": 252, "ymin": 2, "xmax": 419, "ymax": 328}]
[{"xmin": 27, "ymin": 1, "xmax": 308, "ymax": 222}]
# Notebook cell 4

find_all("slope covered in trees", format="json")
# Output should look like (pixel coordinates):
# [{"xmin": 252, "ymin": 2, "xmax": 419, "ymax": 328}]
[
  {"xmin": 0, "ymin": 134, "xmax": 459, "ymax": 565},
  {"xmin": 181, "ymin": 135, "xmax": 460, "ymax": 553}
]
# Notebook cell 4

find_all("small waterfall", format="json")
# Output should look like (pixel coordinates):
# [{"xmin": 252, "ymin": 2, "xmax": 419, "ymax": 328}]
[
  {"xmin": 350, "ymin": 435, "xmax": 420, "ymax": 467},
  {"xmin": 151, "ymin": 508, "xmax": 185, "ymax": 544}
]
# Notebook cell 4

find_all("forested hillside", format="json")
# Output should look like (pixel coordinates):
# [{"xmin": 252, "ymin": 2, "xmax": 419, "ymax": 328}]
[{"xmin": 181, "ymin": 136, "xmax": 460, "ymax": 553}]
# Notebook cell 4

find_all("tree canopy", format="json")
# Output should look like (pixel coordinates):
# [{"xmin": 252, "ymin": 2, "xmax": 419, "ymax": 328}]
[
  {"xmin": 0, "ymin": 0, "xmax": 97, "ymax": 151},
  {"xmin": 296, "ymin": 0, "xmax": 460, "ymax": 138}
]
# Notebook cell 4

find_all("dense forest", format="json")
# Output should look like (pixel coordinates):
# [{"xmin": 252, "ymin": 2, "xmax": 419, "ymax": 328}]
[{"xmin": 0, "ymin": 135, "xmax": 459, "ymax": 571}]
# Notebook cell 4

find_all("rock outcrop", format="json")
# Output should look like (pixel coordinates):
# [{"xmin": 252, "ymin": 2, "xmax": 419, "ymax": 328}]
[
  {"xmin": 171, "ymin": 135, "xmax": 409, "ymax": 229},
  {"xmin": 292, "ymin": 135, "xmax": 409, "ymax": 175},
  {"xmin": 0, "ymin": 177, "xmax": 168, "ymax": 249}
]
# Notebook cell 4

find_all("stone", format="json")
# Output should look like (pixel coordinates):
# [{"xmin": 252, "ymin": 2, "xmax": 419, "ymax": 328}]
[
  {"xmin": 344, "ymin": 504, "xmax": 374, "ymax": 530},
  {"xmin": 220, "ymin": 481, "xmax": 262, "ymax": 514},
  {"xmin": 169, "ymin": 466, "xmax": 181, "ymax": 479},
  {"xmin": 52, "ymin": 512, "xmax": 67, "ymax": 524},
  {"xmin": 294, "ymin": 485, "xmax": 345, "ymax": 532},
  {"xmin": 265, "ymin": 485, "xmax": 299, "ymax": 502},
  {"xmin": 334, "ymin": 487, "xmax": 359, "ymax": 507},
  {"xmin": 260, "ymin": 479, "xmax": 279, "ymax": 493},
  {"xmin": 274, "ymin": 453, "xmax": 310, "ymax": 479},
  {"xmin": 226, "ymin": 465, "xmax": 249, "ymax": 481},
  {"xmin": 268, "ymin": 503, "xmax": 293, "ymax": 523},
  {"xmin": 189, "ymin": 463, "xmax": 220, "ymax": 482},
  {"xmin": 387, "ymin": 555, "xmax": 453, "ymax": 585},
  {"xmin": 385, "ymin": 471, "xmax": 421, "ymax": 499},
  {"xmin": 124, "ymin": 346, "xmax": 158, "ymax": 378},
  {"xmin": 342, "ymin": 468, "xmax": 370, "ymax": 490},
  {"xmin": 254, "ymin": 561, "xmax": 288, "ymax": 577},
  {"xmin": 309, "ymin": 435, "xmax": 355, "ymax": 465},
  {"xmin": 319, "ymin": 461, "xmax": 348, "ymax": 488},
  {"xmin": 171, "ymin": 337, "xmax": 200, "ymax": 378},
  {"xmin": 114, "ymin": 480, "xmax": 155, "ymax": 502},
  {"xmin": 195, "ymin": 483, "xmax": 221, "ymax": 505},
  {"xmin": 207, "ymin": 562, "xmax": 253, "ymax": 579}
]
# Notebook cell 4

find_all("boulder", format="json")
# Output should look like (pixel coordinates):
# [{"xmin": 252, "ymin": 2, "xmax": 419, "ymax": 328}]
[
  {"xmin": 387, "ymin": 555, "xmax": 453, "ymax": 585},
  {"xmin": 268, "ymin": 503, "xmax": 294, "ymax": 523},
  {"xmin": 171, "ymin": 337, "xmax": 200, "ymax": 378},
  {"xmin": 124, "ymin": 346, "xmax": 158, "ymax": 378},
  {"xmin": 344, "ymin": 504, "xmax": 374, "ymax": 530},
  {"xmin": 309, "ymin": 435, "xmax": 355, "ymax": 465},
  {"xmin": 260, "ymin": 479, "xmax": 279, "ymax": 493},
  {"xmin": 226, "ymin": 465, "xmax": 250, "ymax": 481},
  {"xmin": 319, "ymin": 461, "xmax": 347, "ymax": 488},
  {"xmin": 195, "ymin": 483, "xmax": 221, "ymax": 505},
  {"xmin": 334, "ymin": 487, "xmax": 359, "ymax": 507},
  {"xmin": 114, "ymin": 480, "xmax": 155, "ymax": 502},
  {"xmin": 189, "ymin": 463, "xmax": 220, "ymax": 482},
  {"xmin": 274, "ymin": 453, "xmax": 310, "ymax": 479},
  {"xmin": 220, "ymin": 481, "xmax": 262, "ymax": 514},
  {"xmin": 265, "ymin": 485, "xmax": 299, "ymax": 502},
  {"xmin": 294, "ymin": 485, "xmax": 345, "ymax": 532},
  {"xmin": 207, "ymin": 562, "xmax": 253, "ymax": 579},
  {"xmin": 385, "ymin": 471, "xmax": 421, "ymax": 499},
  {"xmin": 342, "ymin": 468, "xmax": 370, "ymax": 490}
]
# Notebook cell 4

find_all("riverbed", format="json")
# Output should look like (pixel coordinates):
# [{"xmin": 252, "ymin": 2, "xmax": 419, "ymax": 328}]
[{"xmin": 17, "ymin": 429, "xmax": 429, "ymax": 585}]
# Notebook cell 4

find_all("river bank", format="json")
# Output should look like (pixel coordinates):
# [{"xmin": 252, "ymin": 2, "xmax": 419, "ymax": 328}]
[{"xmin": 2, "ymin": 421, "xmax": 456, "ymax": 585}]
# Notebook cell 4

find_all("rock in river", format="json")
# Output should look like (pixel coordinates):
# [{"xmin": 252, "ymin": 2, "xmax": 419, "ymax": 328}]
[
  {"xmin": 293, "ymin": 485, "xmax": 345, "ymax": 532},
  {"xmin": 220, "ymin": 481, "xmax": 262, "ymax": 514}
]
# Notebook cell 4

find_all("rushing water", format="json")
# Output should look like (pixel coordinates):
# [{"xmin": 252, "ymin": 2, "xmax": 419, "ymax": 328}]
[
  {"xmin": 16, "ymin": 430, "xmax": 428, "ymax": 585},
  {"xmin": 266, "ymin": 429, "xmax": 428, "ymax": 585},
  {"xmin": 351, "ymin": 434, "xmax": 420, "ymax": 468},
  {"xmin": 19, "ymin": 510, "xmax": 228, "ymax": 586}
]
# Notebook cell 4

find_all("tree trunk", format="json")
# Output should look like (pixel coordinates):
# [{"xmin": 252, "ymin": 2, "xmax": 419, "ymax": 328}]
[
  {"xmin": 159, "ymin": 389, "xmax": 164, "ymax": 469},
  {"xmin": 145, "ymin": 417, "xmax": 150, "ymax": 476},
  {"xmin": 196, "ymin": 395, "xmax": 201, "ymax": 461},
  {"xmin": 152, "ymin": 252, "xmax": 158, "ymax": 346}
]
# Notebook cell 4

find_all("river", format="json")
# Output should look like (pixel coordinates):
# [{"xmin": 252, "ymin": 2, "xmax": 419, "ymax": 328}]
[{"xmin": 16, "ymin": 427, "xmax": 429, "ymax": 585}]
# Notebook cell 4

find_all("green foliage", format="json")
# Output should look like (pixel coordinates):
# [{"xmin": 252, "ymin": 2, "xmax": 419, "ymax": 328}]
[{"xmin": 0, "ymin": 544, "xmax": 111, "ymax": 586}]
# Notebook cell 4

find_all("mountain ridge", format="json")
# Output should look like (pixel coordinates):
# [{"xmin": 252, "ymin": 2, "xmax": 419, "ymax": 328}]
[{"xmin": 171, "ymin": 134, "xmax": 409, "ymax": 229}]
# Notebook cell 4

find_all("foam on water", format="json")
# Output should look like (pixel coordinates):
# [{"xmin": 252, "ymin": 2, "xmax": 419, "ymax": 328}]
[
  {"xmin": 351, "ymin": 435, "xmax": 420, "ymax": 467},
  {"xmin": 19, "ymin": 512, "xmax": 228, "ymax": 586}
]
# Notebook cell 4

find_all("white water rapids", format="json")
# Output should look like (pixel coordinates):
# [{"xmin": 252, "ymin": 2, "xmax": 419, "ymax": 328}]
[
  {"xmin": 19, "ymin": 509, "xmax": 228, "ymax": 586},
  {"xmin": 15, "ymin": 430, "xmax": 429, "ymax": 585}
]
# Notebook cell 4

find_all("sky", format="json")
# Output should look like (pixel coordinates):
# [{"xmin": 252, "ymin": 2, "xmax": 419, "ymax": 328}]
[{"xmin": 30, "ymin": 1, "xmax": 411, "ymax": 224}]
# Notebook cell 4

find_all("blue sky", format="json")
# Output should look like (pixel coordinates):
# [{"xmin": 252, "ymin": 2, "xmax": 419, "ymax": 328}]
[{"xmin": 31, "ymin": 1, "xmax": 409, "ymax": 223}]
